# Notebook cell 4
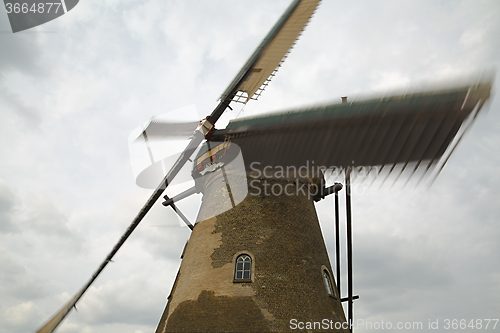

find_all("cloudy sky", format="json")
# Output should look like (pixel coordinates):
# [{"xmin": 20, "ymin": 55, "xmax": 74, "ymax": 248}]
[{"xmin": 1, "ymin": 0, "xmax": 499, "ymax": 332}]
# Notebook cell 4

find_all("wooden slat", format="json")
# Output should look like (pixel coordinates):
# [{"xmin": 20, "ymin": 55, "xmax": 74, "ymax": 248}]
[{"xmin": 219, "ymin": 0, "xmax": 321, "ymax": 102}]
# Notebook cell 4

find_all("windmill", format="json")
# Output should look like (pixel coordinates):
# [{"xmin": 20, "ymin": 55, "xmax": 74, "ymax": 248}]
[{"xmin": 36, "ymin": 0, "xmax": 493, "ymax": 332}]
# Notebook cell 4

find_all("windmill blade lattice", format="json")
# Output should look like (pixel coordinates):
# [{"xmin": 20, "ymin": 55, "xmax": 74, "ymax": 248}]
[
  {"xmin": 219, "ymin": 0, "xmax": 321, "ymax": 103},
  {"xmin": 212, "ymin": 79, "xmax": 492, "ymax": 182}
]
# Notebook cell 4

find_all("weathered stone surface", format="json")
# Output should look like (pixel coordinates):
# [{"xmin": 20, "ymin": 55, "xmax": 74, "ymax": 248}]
[
  {"xmin": 156, "ymin": 170, "xmax": 347, "ymax": 332},
  {"xmin": 164, "ymin": 290, "xmax": 269, "ymax": 332}
]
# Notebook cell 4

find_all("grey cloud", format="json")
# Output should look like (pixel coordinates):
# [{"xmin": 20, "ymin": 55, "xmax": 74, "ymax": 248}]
[
  {"xmin": 0, "ymin": 14, "xmax": 46, "ymax": 77},
  {"xmin": 354, "ymin": 234, "xmax": 453, "ymax": 292},
  {"xmin": 0, "ymin": 180, "xmax": 19, "ymax": 233},
  {"xmin": 76, "ymin": 277, "xmax": 166, "ymax": 326},
  {"xmin": 0, "ymin": 301, "xmax": 44, "ymax": 333},
  {"xmin": 0, "ymin": 88, "xmax": 42, "ymax": 128},
  {"xmin": 0, "ymin": 250, "xmax": 49, "ymax": 301},
  {"xmin": 19, "ymin": 194, "xmax": 83, "ymax": 257}
]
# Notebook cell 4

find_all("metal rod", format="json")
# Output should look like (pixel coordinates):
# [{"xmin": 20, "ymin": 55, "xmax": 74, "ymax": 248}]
[
  {"xmin": 341, "ymin": 295, "xmax": 359, "ymax": 302},
  {"xmin": 164, "ymin": 194, "xmax": 194, "ymax": 230},
  {"xmin": 220, "ymin": 166, "xmax": 236, "ymax": 208},
  {"xmin": 313, "ymin": 182, "xmax": 342, "ymax": 202},
  {"xmin": 345, "ymin": 168, "xmax": 353, "ymax": 332},
  {"xmin": 335, "ymin": 185, "xmax": 341, "ymax": 298},
  {"xmin": 162, "ymin": 186, "xmax": 199, "ymax": 207}
]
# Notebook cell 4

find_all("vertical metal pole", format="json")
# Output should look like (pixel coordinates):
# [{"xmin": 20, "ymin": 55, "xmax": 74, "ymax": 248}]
[
  {"xmin": 345, "ymin": 168, "xmax": 353, "ymax": 332},
  {"xmin": 335, "ymin": 189, "xmax": 341, "ymax": 297}
]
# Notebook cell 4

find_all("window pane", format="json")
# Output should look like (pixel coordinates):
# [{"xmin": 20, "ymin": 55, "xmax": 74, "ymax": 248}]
[
  {"xmin": 323, "ymin": 270, "xmax": 333, "ymax": 295},
  {"xmin": 235, "ymin": 254, "xmax": 252, "ymax": 281}
]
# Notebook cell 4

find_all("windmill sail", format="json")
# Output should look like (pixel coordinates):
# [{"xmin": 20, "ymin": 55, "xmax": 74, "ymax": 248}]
[
  {"xmin": 219, "ymin": 0, "xmax": 321, "ymax": 103},
  {"xmin": 212, "ymin": 79, "xmax": 492, "ymax": 180},
  {"xmin": 133, "ymin": 119, "xmax": 201, "ymax": 142}
]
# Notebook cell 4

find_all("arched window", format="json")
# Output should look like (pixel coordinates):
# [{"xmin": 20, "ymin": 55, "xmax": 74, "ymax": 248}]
[
  {"xmin": 234, "ymin": 254, "xmax": 252, "ymax": 280},
  {"xmin": 323, "ymin": 269, "xmax": 334, "ymax": 296}
]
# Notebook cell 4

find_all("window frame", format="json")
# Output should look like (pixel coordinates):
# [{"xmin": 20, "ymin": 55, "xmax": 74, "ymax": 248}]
[
  {"xmin": 233, "ymin": 252, "xmax": 255, "ymax": 283},
  {"xmin": 321, "ymin": 265, "xmax": 337, "ymax": 299}
]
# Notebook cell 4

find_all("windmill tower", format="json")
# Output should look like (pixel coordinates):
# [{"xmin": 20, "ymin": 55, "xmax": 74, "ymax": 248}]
[
  {"xmin": 155, "ymin": 157, "xmax": 347, "ymax": 332},
  {"xmin": 36, "ymin": 0, "xmax": 493, "ymax": 332}
]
